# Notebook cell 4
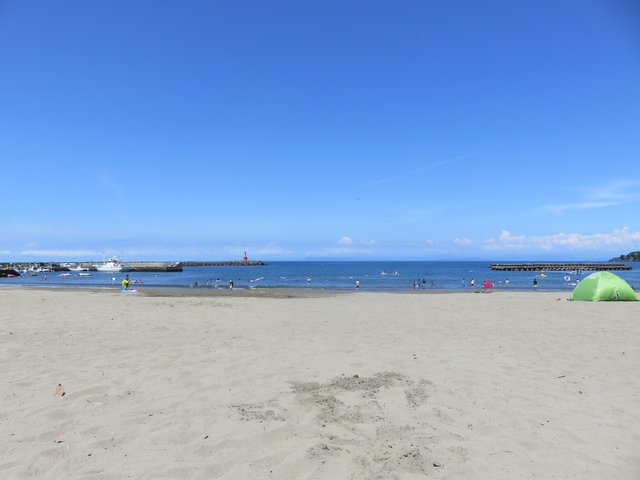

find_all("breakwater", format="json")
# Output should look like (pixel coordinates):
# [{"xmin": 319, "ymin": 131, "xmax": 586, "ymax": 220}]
[
  {"xmin": 180, "ymin": 261, "xmax": 266, "ymax": 267},
  {"xmin": 124, "ymin": 262, "xmax": 183, "ymax": 272},
  {"xmin": 490, "ymin": 263, "xmax": 632, "ymax": 271}
]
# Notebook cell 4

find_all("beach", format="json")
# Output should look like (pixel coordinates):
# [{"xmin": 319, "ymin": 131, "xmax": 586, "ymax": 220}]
[{"xmin": 1, "ymin": 287, "xmax": 638, "ymax": 479}]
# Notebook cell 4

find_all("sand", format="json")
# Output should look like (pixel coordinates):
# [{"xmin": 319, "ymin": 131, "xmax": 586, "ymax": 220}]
[{"xmin": 1, "ymin": 287, "xmax": 638, "ymax": 479}]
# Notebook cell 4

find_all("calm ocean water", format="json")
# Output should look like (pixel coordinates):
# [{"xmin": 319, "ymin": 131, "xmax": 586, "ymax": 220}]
[{"xmin": 2, "ymin": 261, "xmax": 639, "ymax": 291}]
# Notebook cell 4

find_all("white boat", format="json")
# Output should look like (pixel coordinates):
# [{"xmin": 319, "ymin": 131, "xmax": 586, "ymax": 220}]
[
  {"xmin": 94, "ymin": 256, "xmax": 133, "ymax": 272},
  {"xmin": 69, "ymin": 264, "xmax": 89, "ymax": 272},
  {"xmin": 78, "ymin": 272, "xmax": 92, "ymax": 276}
]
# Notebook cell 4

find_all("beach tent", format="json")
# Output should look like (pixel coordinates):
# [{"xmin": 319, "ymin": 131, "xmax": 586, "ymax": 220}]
[{"xmin": 571, "ymin": 271, "xmax": 637, "ymax": 301}]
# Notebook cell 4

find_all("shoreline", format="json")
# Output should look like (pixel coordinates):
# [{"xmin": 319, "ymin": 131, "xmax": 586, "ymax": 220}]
[{"xmin": 0, "ymin": 284, "xmax": 576, "ymax": 298}]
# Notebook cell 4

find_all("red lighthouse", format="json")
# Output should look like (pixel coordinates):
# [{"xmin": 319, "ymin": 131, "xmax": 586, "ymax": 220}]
[{"xmin": 243, "ymin": 251, "xmax": 248, "ymax": 265}]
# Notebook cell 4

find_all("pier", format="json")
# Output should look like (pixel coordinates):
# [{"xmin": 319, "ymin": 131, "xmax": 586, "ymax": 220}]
[
  {"xmin": 490, "ymin": 263, "xmax": 632, "ymax": 271},
  {"xmin": 180, "ymin": 260, "xmax": 266, "ymax": 267},
  {"xmin": 124, "ymin": 262, "xmax": 183, "ymax": 272}
]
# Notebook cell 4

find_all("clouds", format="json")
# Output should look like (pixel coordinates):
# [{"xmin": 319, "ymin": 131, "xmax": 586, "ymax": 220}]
[
  {"xmin": 327, "ymin": 227, "xmax": 640, "ymax": 258},
  {"xmin": 484, "ymin": 228, "xmax": 640, "ymax": 252},
  {"xmin": 337, "ymin": 236, "xmax": 377, "ymax": 246},
  {"xmin": 328, "ymin": 228, "xmax": 640, "ymax": 258},
  {"xmin": 543, "ymin": 201, "xmax": 619, "ymax": 214},
  {"xmin": 453, "ymin": 237, "xmax": 473, "ymax": 246},
  {"xmin": 2, "ymin": 227, "xmax": 639, "ymax": 262},
  {"xmin": 543, "ymin": 180, "xmax": 639, "ymax": 214}
]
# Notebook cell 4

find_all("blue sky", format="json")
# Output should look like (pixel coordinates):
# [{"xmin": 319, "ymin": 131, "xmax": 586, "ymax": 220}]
[{"xmin": 1, "ymin": 0, "xmax": 639, "ymax": 261}]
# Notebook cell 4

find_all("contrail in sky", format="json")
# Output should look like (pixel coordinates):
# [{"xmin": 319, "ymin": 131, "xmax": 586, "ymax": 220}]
[{"xmin": 366, "ymin": 150, "xmax": 484, "ymax": 187}]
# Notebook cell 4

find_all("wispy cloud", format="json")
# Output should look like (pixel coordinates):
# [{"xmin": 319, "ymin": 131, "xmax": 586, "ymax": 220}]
[
  {"xmin": 453, "ymin": 237, "xmax": 474, "ymax": 246},
  {"xmin": 366, "ymin": 150, "xmax": 484, "ymax": 187},
  {"xmin": 543, "ymin": 180, "xmax": 640, "ymax": 214},
  {"xmin": 543, "ymin": 201, "xmax": 619, "ymax": 214},
  {"xmin": 99, "ymin": 172, "xmax": 127, "ymax": 200},
  {"xmin": 336, "ymin": 236, "xmax": 376, "ymax": 247},
  {"xmin": 589, "ymin": 180, "xmax": 640, "ymax": 201}
]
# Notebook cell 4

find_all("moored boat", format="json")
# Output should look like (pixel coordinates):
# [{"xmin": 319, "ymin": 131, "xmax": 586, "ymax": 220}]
[
  {"xmin": 0, "ymin": 269, "xmax": 20, "ymax": 277},
  {"xmin": 94, "ymin": 257, "xmax": 133, "ymax": 272}
]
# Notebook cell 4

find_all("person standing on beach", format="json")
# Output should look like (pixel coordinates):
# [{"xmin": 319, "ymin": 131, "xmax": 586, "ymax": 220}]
[
  {"xmin": 122, "ymin": 275, "xmax": 130, "ymax": 291},
  {"xmin": 533, "ymin": 277, "xmax": 538, "ymax": 288},
  {"xmin": 355, "ymin": 280, "xmax": 360, "ymax": 291},
  {"xmin": 470, "ymin": 278, "xmax": 475, "ymax": 287}
]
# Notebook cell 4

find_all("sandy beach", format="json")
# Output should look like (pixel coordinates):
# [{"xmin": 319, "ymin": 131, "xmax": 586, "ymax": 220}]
[{"xmin": 1, "ymin": 287, "xmax": 638, "ymax": 479}]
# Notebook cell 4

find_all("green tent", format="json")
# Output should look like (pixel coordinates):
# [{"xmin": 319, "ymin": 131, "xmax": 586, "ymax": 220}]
[{"xmin": 571, "ymin": 271, "xmax": 638, "ymax": 301}]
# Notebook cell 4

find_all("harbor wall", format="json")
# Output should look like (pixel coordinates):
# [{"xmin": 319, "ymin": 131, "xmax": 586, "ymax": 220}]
[{"xmin": 490, "ymin": 263, "xmax": 631, "ymax": 271}]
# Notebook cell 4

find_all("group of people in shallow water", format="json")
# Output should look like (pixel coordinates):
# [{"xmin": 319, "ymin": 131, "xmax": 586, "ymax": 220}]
[
  {"xmin": 116, "ymin": 273, "xmax": 580, "ymax": 292},
  {"xmin": 412, "ymin": 279, "xmax": 436, "ymax": 289},
  {"xmin": 117, "ymin": 274, "xmax": 547, "ymax": 292}
]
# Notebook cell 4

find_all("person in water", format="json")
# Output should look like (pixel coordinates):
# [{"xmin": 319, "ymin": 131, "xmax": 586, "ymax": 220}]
[{"xmin": 122, "ymin": 275, "xmax": 131, "ymax": 290}]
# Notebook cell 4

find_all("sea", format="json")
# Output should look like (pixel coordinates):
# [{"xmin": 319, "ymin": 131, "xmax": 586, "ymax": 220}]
[{"xmin": 2, "ymin": 261, "xmax": 639, "ymax": 292}]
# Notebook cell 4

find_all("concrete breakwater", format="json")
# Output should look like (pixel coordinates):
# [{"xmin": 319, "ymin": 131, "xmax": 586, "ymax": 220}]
[
  {"xmin": 180, "ymin": 260, "xmax": 266, "ymax": 266},
  {"xmin": 124, "ymin": 262, "xmax": 183, "ymax": 272},
  {"xmin": 490, "ymin": 262, "xmax": 632, "ymax": 271}
]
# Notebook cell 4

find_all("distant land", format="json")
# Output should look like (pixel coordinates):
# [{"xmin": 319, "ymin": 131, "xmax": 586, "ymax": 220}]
[{"xmin": 610, "ymin": 251, "xmax": 640, "ymax": 262}]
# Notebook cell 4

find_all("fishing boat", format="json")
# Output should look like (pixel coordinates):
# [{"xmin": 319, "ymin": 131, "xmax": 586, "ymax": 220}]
[
  {"xmin": 94, "ymin": 256, "xmax": 133, "ymax": 272},
  {"xmin": 69, "ymin": 264, "xmax": 90, "ymax": 272}
]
